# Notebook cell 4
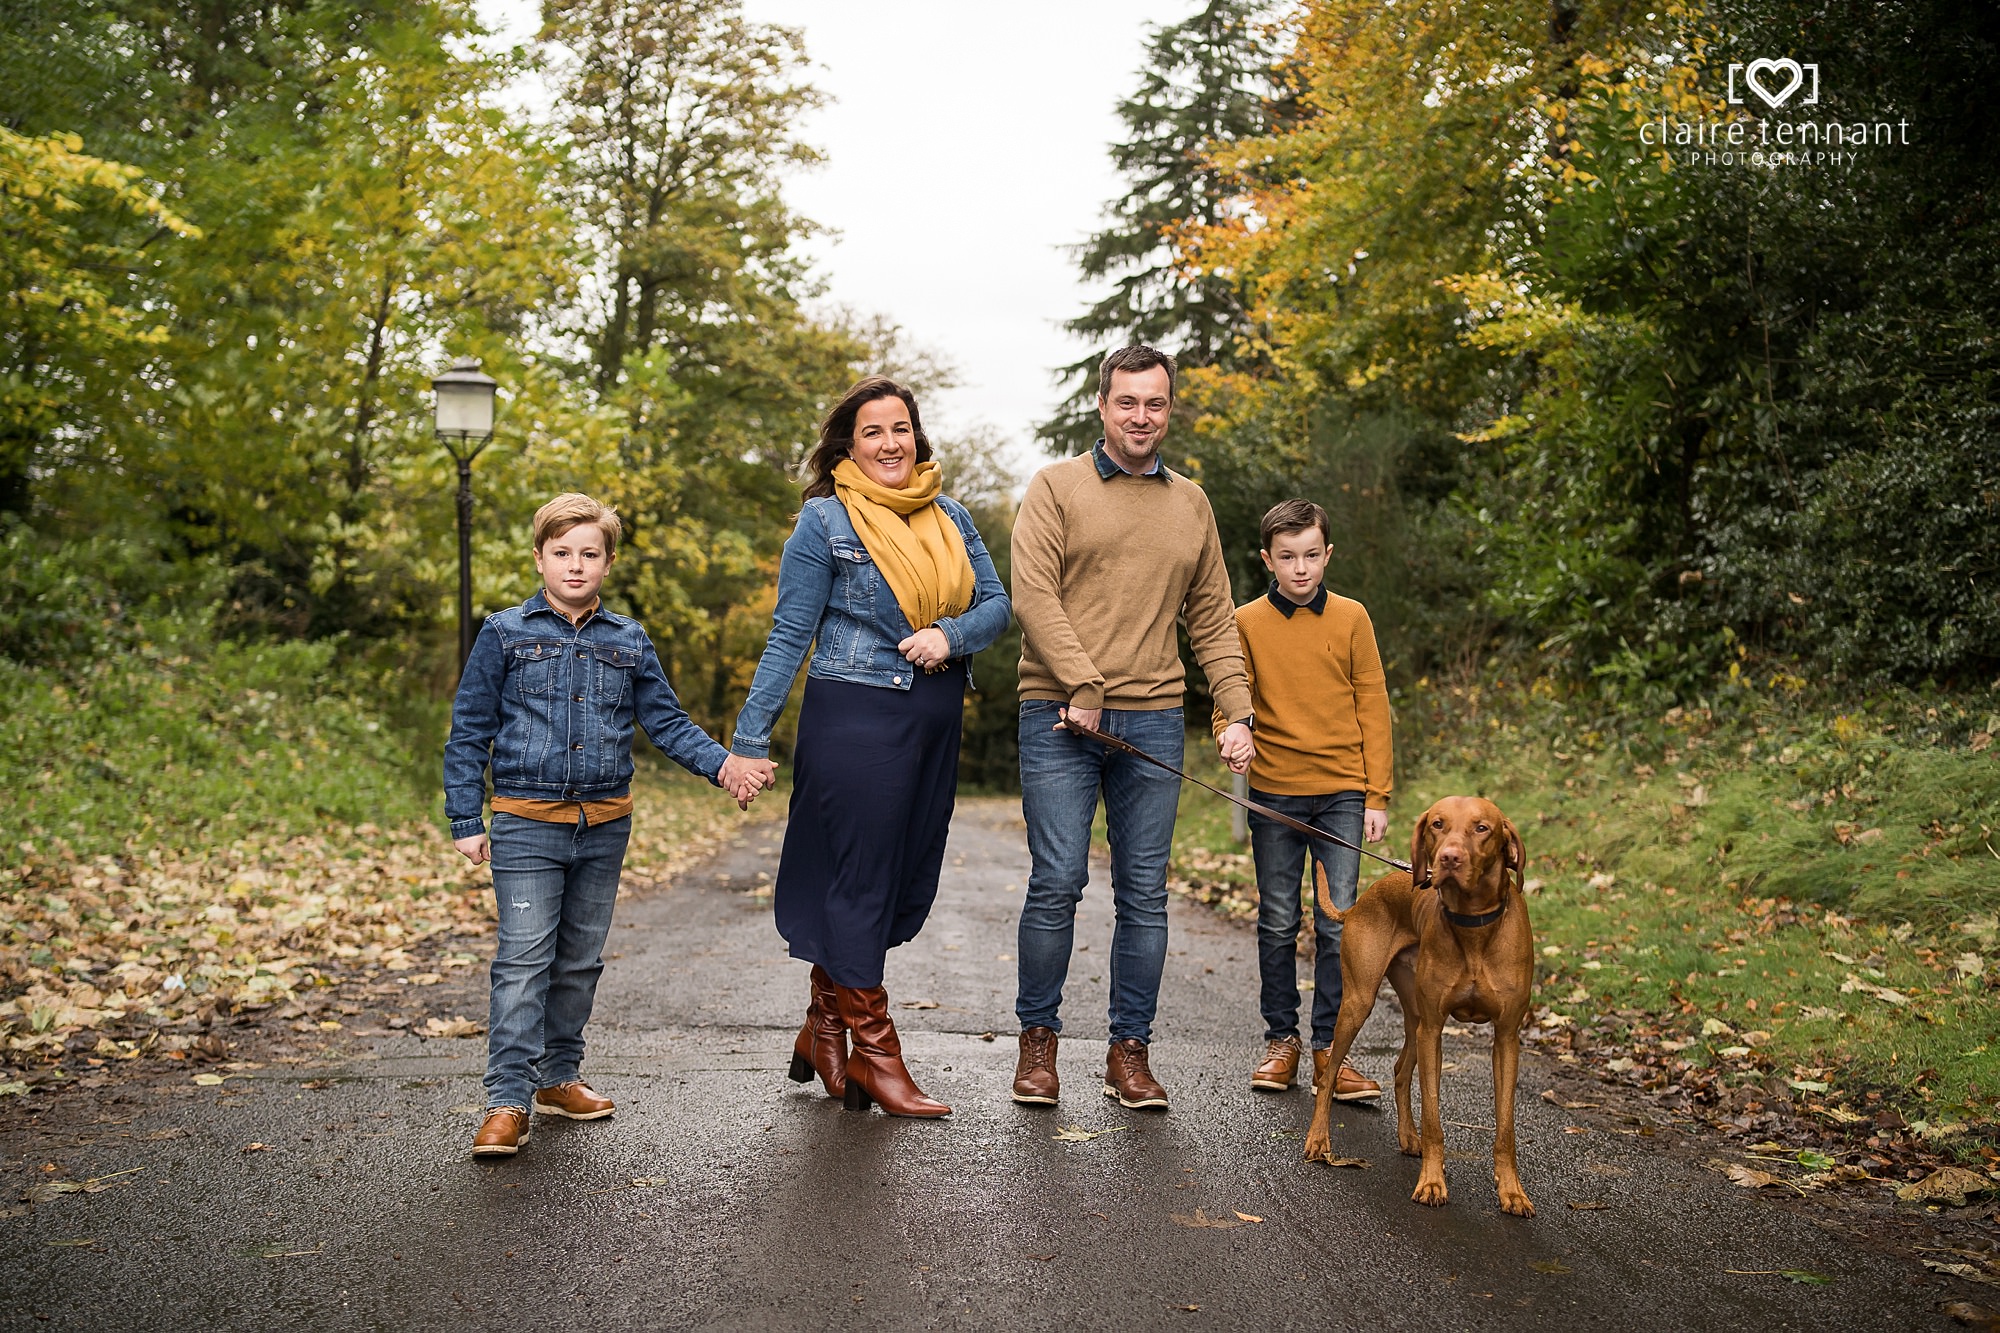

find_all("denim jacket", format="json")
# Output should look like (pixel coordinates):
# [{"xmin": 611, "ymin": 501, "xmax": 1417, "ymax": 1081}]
[
  {"xmin": 729, "ymin": 495, "xmax": 1012, "ymax": 759},
  {"xmin": 443, "ymin": 591, "xmax": 729, "ymax": 838}
]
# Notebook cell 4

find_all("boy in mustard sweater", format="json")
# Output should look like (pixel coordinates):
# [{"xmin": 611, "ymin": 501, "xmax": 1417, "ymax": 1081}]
[{"xmin": 1211, "ymin": 499, "xmax": 1393, "ymax": 1099}]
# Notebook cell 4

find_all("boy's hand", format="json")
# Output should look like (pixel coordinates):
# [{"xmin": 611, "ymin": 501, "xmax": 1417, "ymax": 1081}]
[
  {"xmin": 1218, "ymin": 722, "xmax": 1255, "ymax": 774},
  {"xmin": 718, "ymin": 754, "xmax": 777, "ymax": 810},
  {"xmin": 1364, "ymin": 809, "xmax": 1388, "ymax": 844},
  {"xmin": 454, "ymin": 833, "xmax": 489, "ymax": 865}
]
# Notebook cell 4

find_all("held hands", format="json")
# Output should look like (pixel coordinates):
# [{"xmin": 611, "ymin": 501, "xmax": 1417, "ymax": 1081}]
[
  {"xmin": 1363, "ymin": 808, "xmax": 1389, "ymax": 845},
  {"xmin": 898, "ymin": 627, "xmax": 952, "ymax": 674},
  {"xmin": 454, "ymin": 833, "xmax": 489, "ymax": 865},
  {"xmin": 1218, "ymin": 721, "xmax": 1256, "ymax": 775},
  {"xmin": 718, "ymin": 754, "xmax": 779, "ymax": 811}
]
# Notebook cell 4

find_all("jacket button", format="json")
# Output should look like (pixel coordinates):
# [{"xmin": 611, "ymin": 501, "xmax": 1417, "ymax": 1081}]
[
  {"xmin": 576, "ymin": 651, "xmax": 586, "ymax": 658},
  {"xmin": 893, "ymin": 675, "xmax": 904, "ymax": 685},
  {"xmin": 572, "ymin": 744, "xmax": 583, "ymax": 751},
  {"xmin": 573, "ymin": 695, "xmax": 583, "ymax": 702}
]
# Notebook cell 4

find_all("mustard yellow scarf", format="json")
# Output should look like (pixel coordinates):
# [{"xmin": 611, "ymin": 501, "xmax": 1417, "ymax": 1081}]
[{"xmin": 832, "ymin": 458, "xmax": 975, "ymax": 631}]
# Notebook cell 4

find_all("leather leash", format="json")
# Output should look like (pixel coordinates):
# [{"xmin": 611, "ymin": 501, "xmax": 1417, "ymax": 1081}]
[{"xmin": 1060, "ymin": 718, "xmax": 1414, "ymax": 877}]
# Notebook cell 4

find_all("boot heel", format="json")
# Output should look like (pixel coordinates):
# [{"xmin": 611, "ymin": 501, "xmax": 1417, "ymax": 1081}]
[
  {"xmin": 787, "ymin": 1053, "xmax": 814, "ymax": 1084},
  {"xmin": 843, "ymin": 1080, "xmax": 872, "ymax": 1112}
]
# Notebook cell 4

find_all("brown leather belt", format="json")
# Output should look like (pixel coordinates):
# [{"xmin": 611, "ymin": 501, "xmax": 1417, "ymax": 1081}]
[{"xmin": 1061, "ymin": 719, "xmax": 1414, "ymax": 876}]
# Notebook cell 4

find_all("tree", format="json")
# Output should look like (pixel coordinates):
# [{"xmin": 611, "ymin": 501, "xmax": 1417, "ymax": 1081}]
[{"xmin": 1040, "ymin": 0, "xmax": 1284, "ymax": 458}]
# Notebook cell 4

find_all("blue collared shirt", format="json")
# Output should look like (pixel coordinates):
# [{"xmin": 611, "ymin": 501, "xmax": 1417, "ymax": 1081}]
[{"xmin": 1091, "ymin": 438, "xmax": 1168, "ymax": 481}]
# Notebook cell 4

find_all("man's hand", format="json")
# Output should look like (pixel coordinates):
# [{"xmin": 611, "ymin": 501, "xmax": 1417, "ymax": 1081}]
[
  {"xmin": 718, "ymin": 754, "xmax": 777, "ymax": 810},
  {"xmin": 454, "ymin": 833, "xmax": 489, "ymax": 865},
  {"xmin": 897, "ymin": 627, "xmax": 952, "ymax": 672},
  {"xmin": 1218, "ymin": 721, "xmax": 1255, "ymax": 775},
  {"xmin": 1057, "ymin": 704, "xmax": 1102, "ymax": 735},
  {"xmin": 1363, "ymin": 808, "xmax": 1388, "ymax": 845}
]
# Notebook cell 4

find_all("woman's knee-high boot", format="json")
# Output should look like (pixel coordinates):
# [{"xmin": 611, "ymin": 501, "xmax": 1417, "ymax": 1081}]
[
  {"xmin": 787, "ymin": 964, "xmax": 847, "ymax": 1098},
  {"xmin": 833, "ymin": 985, "xmax": 951, "ymax": 1118}
]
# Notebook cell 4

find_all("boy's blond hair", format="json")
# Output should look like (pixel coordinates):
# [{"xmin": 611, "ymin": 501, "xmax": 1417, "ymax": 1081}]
[{"xmin": 532, "ymin": 492, "xmax": 622, "ymax": 554}]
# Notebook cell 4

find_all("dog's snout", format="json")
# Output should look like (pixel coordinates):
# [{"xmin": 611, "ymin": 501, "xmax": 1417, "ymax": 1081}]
[{"xmin": 1436, "ymin": 843, "xmax": 1467, "ymax": 868}]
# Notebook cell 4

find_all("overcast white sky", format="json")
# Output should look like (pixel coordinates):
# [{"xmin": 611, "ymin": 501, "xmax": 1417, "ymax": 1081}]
[{"xmin": 477, "ymin": 1, "xmax": 1173, "ymax": 472}]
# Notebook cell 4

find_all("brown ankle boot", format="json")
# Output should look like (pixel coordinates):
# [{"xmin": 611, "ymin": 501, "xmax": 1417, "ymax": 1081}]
[
  {"xmin": 832, "ymin": 985, "xmax": 951, "ymax": 1118},
  {"xmin": 787, "ymin": 964, "xmax": 847, "ymax": 1098}
]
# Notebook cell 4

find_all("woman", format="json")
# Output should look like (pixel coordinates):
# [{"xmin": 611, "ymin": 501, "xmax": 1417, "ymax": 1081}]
[{"xmin": 730, "ymin": 376, "xmax": 1011, "ymax": 1118}]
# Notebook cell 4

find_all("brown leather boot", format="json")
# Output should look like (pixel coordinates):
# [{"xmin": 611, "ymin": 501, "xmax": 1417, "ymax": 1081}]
[
  {"xmin": 1103, "ymin": 1037, "xmax": 1169, "ymax": 1110},
  {"xmin": 1314, "ymin": 1048, "xmax": 1382, "ymax": 1101},
  {"xmin": 471, "ymin": 1106, "xmax": 531, "ymax": 1157},
  {"xmin": 786, "ymin": 964, "xmax": 847, "ymax": 1098},
  {"xmin": 532, "ymin": 1080, "xmax": 615, "ymax": 1120},
  {"xmin": 833, "ymin": 985, "xmax": 951, "ymax": 1118},
  {"xmin": 1012, "ymin": 1026, "xmax": 1059, "ymax": 1105},
  {"xmin": 1251, "ymin": 1035, "xmax": 1302, "ymax": 1091}
]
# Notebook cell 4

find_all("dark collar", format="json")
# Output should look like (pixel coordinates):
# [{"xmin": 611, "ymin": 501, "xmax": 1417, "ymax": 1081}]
[
  {"xmin": 1264, "ymin": 579, "xmax": 1327, "ymax": 617},
  {"xmin": 1091, "ymin": 438, "xmax": 1168, "ymax": 482},
  {"xmin": 523, "ymin": 589, "xmax": 604, "ymax": 628},
  {"xmin": 1442, "ymin": 901, "xmax": 1506, "ymax": 929}
]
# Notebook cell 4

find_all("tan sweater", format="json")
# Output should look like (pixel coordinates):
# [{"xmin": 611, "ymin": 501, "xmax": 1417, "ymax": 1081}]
[
  {"xmin": 1013, "ymin": 450, "xmax": 1252, "ymax": 718},
  {"xmin": 1210, "ymin": 587, "xmax": 1394, "ymax": 806}
]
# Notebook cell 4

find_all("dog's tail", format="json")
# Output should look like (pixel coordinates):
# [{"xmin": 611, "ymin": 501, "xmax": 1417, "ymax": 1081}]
[{"xmin": 1313, "ymin": 862, "xmax": 1351, "ymax": 924}]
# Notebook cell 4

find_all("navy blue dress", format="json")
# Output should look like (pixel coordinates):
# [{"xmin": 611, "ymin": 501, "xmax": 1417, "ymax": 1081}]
[{"xmin": 774, "ymin": 659, "xmax": 965, "ymax": 988}]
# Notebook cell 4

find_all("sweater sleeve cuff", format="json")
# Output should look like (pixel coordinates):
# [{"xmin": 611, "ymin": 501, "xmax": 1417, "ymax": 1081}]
[{"xmin": 1068, "ymin": 684, "xmax": 1104, "ymax": 710}]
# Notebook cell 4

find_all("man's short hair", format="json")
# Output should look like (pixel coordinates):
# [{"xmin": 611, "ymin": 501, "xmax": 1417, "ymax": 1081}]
[
  {"xmin": 1097, "ymin": 345, "xmax": 1177, "ymax": 401},
  {"xmin": 1260, "ymin": 498, "xmax": 1330, "ymax": 550},
  {"xmin": 533, "ymin": 492, "xmax": 622, "ymax": 554}
]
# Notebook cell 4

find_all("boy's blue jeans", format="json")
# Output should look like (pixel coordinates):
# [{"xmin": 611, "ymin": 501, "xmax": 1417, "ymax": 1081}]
[
  {"xmin": 1249, "ymin": 789, "xmax": 1365, "ymax": 1049},
  {"xmin": 483, "ymin": 810, "xmax": 630, "ymax": 1111},
  {"xmin": 1015, "ymin": 701, "xmax": 1184, "ymax": 1044}
]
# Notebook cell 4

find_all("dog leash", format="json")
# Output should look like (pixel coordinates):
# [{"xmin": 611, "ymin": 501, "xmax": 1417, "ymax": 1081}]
[{"xmin": 1060, "ymin": 719, "xmax": 1414, "ymax": 876}]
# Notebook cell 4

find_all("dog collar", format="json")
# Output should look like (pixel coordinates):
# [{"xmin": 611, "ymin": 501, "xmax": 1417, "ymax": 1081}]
[{"xmin": 1441, "ymin": 902, "xmax": 1505, "ymax": 929}]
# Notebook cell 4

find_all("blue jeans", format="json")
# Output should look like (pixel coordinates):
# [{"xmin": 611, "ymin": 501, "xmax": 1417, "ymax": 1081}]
[
  {"xmin": 1249, "ymin": 790, "xmax": 1364, "ymax": 1049},
  {"xmin": 483, "ymin": 811, "xmax": 631, "ymax": 1110},
  {"xmin": 1016, "ymin": 702, "xmax": 1184, "ymax": 1044}
]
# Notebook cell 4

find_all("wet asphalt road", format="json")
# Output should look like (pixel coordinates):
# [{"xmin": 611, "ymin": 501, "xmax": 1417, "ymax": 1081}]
[{"xmin": 0, "ymin": 798, "xmax": 1950, "ymax": 1330}]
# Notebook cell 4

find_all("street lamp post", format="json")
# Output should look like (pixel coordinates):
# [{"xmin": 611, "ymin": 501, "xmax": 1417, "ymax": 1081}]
[{"xmin": 432, "ymin": 357, "xmax": 498, "ymax": 671}]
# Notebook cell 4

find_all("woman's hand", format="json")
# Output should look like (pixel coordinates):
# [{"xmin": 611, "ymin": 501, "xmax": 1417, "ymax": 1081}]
[
  {"xmin": 897, "ymin": 627, "xmax": 952, "ymax": 673},
  {"xmin": 718, "ymin": 754, "xmax": 778, "ymax": 810},
  {"xmin": 454, "ymin": 833, "xmax": 489, "ymax": 865}
]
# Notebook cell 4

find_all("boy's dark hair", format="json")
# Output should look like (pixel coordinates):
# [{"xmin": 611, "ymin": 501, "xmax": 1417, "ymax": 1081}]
[
  {"xmin": 1097, "ymin": 344, "xmax": 1177, "ymax": 402},
  {"xmin": 1260, "ymin": 498, "xmax": 1330, "ymax": 550}
]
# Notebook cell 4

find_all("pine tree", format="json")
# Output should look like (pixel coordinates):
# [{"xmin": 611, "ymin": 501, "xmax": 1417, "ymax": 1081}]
[{"xmin": 1039, "ymin": 0, "xmax": 1283, "ymax": 457}]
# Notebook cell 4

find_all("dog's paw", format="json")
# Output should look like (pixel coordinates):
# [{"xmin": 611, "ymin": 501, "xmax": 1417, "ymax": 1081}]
[
  {"xmin": 1499, "ymin": 1189, "xmax": 1535, "ymax": 1218},
  {"xmin": 1396, "ymin": 1129, "xmax": 1422, "ymax": 1157},
  {"xmin": 1411, "ymin": 1177, "xmax": 1449, "ymax": 1208}
]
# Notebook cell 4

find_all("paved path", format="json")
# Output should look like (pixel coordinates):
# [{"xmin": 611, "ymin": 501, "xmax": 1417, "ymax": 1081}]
[{"xmin": 0, "ymin": 800, "xmax": 1947, "ymax": 1329}]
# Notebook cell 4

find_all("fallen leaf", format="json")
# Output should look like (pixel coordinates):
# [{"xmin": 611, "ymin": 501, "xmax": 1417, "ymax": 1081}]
[
  {"xmin": 1839, "ymin": 973, "xmax": 1910, "ymax": 1006},
  {"xmin": 47, "ymin": 1238, "xmax": 95, "ymax": 1247},
  {"xmin": 1566, "ymin": 1200, "xmax": 1610, "ymax": 1211},
  {"xmin": 1051, "ymin": 1124, "xmax": 1128, "ymax": 1143},
  {"xmin": 630, "ymin": 1177, "xmax": 670, "ymax": 1187},
  {"xmin": 192, "ymin": 1073, "xmax": 225, "ymax": 1086},
  {"xmin": 0, "ymin": 1081, "xmax": 28, "ymax": 1097},
  {"xmin": 1716, "ymin": 1161, "xmax": 1787, "ymax": 1190},
  {"xmin": 242, "ymin": 1142, "xmax": 269, "ymax": 1153},
  {"xmin": 898, "ymin": 999, "xmax": 939, "ymax": 1010},
  {"xmin": 1233, "ymin": 1212, "xmax": 1264, "ymax": 1223},
  {"xmin": 1938, "ymin": 1298, "xmax": 2000, "ymax": 1328},
  {"xmin": 421, "ymin": 1016, "xmax": 483, "ymax": 1039},
  {"xmin": 1899, "ymin": 1167, "xmax": 1995, "ymax": 1208},
  {"xmin": 1542, "ymin": 1090, "xmax": 1601, "ymax": 1110},
  {"xmin": 1318, "ymin": 1156, "xmax": 1370, "ymax": 1169},
  {"xmin": 1529, "ymin": 1259, "xmax": 1572, "ymax": 1274},
  {"xmin": 1170, "ymin": 1208, "xmax": 1243, "ymax": 1230}
]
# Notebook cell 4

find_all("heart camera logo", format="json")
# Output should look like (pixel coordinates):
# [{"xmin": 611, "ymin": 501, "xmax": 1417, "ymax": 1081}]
[{"xmin": 1728, "ymin": 58, "xmax": 1820, "ymax": 109}]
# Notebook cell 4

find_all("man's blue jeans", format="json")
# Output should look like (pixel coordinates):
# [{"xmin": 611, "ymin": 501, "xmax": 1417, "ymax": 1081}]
[
  {"xmin": 484, "ymin": 811, "xmax": 630, "ymax": 1110},
  {"xmin": 1249, "ymin": 790, "xmax": 1365, "ymax": 1049},
  {"xmin": 1016, "ymin": 702, "xmax": 1184, "ymax": 1044}
]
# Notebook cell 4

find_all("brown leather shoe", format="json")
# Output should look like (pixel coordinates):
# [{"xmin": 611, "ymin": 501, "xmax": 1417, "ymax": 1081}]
[
  {"xmin": 787, "ymin": 964, "xmax": 848, "ymax": 1098},
  {"xmin": 472, "ymin": 1106, "xmax": 531, "ymax": 1156},
  {"xmin": 532, "ymin": 1080, "xmax": 615, "ymax": 1120},
  {"xmin": 1251, "ymin": 1035, "xmax": 1302, "ymax": 1091},
  {"xmin": 1103, "ymin": 1037, "xmax": 1169, "ymax": 1110},
  {"xmin": 833, "ymin": 985, "xmax": 951, "ymax": 1118},
  {"xmin": 1012, "ymin": 1026, "xmax": 1059, "ymax": 1105},
  {"xmin": 1313, "ymin": 1049, "xmax": 1381, "ymax": 1102}
]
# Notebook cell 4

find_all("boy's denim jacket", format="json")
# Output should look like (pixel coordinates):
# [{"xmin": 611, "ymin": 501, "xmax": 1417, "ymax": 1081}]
[
  {"xmin": 729, "ymin": 495, "xmax": 1012, "ymax": 758},
  {"xmin": 443, "ymin": 591, "xmax": 728, "ymax": 838}
]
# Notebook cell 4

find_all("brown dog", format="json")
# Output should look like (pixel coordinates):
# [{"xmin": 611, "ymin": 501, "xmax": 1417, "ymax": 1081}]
[{"xmin": 1301, "ymin": 796, "xmax": 1536, "ymax": 1216}]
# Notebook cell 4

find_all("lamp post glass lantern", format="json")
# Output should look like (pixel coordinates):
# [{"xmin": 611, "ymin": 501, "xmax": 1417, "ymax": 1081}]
[{"xmin": 432, "ymin": 357, "xmax": 497, "ymax": 671}]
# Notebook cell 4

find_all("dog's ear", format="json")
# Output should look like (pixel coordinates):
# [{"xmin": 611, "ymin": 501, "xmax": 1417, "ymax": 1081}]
[
  {"xmin": 1410, "ymin": 804, "xmax": 1437, "ymax": 885},
  {"xmin": 1501, "ymin": 818, "xmax": 1525, "ymax": 893}
]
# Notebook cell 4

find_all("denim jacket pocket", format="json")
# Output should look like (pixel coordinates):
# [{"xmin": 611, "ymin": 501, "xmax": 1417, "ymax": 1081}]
[
  {"xmin": 510, "ymin": 640, "xmax": 565, "ymax": 697},
  {"xmin": 590, "ymin": 644, "xmax": 639, "ymax": 703}
]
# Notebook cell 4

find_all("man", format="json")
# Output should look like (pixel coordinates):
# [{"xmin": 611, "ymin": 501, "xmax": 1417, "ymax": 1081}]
[{"xmin": 1009, "ymin": 345, "xmax": 1255, "ymax": 1111}]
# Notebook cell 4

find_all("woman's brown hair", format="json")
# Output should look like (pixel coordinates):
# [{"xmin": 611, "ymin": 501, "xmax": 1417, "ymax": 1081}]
[{"xmin": 800, "ymin": 375, "xmax": 932, "ymax": 500}]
